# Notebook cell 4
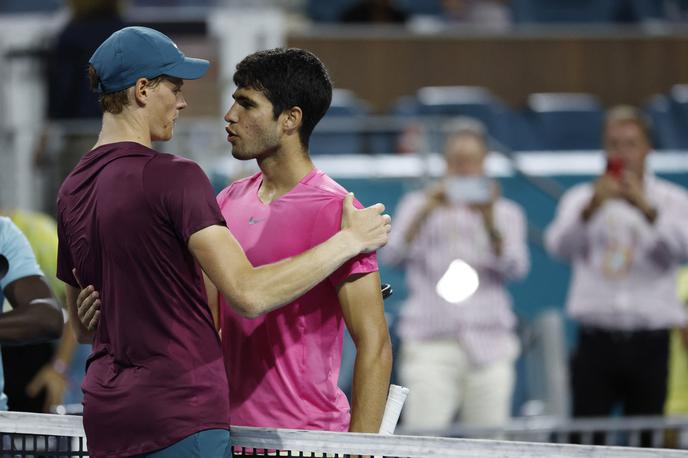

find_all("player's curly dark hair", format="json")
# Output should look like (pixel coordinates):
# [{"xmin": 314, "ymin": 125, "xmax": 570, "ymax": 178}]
[{"xmin": 233, "ymin": 48, "xmax": 333, "ymax": 149}]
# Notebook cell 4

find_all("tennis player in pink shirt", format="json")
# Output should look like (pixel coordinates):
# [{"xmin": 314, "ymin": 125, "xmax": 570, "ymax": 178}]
[{"xmin": 210, "ymin": 48, "xmax": 392, "ymax": 433}]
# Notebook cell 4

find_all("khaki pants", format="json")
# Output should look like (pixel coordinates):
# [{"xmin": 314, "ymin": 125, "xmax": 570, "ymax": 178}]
[{"xmin": 399, "ymin": 339, "xmax": 517, "ymax": 430}]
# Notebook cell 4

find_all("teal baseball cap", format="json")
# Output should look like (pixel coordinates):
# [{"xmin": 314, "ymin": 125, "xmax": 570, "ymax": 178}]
[{"xmin": 89, "ymin": 26, "xmax": 209, "ymax": 94}]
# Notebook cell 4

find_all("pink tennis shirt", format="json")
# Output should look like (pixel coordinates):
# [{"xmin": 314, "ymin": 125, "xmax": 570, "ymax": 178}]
[{"xmin": 216, "ymin": 168, "xmax": 378, "ymax": 431}]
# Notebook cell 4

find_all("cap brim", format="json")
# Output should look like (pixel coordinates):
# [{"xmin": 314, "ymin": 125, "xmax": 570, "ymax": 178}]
[{"xmin": 164, "ymin": 57, "xmax": 209, "ymax": 81}]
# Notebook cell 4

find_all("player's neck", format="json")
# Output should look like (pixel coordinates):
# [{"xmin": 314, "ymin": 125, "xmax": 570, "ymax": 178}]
[
  {"xmin": 93, "ymin": 112, "xmax": 153, "ymax": 150},
  {"xmin": 257, "ymin": 145, "xmax": 314, "ymax": 203}
]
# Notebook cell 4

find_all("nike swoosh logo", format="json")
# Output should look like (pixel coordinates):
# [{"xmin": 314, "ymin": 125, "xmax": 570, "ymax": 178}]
[{"xmin": 248, "ymin": 216, "xmax": 265, "ymax": 225}]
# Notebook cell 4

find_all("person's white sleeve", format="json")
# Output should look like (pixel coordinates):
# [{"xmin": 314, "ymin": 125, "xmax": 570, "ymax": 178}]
[
  {"xmin": 486, "ymin": 200, "xmax": 530, "ymax": 281},
  {"xmin": 378, "ymin": 191, "xmax": 426, "ymax": 267},
  {"xmin": 544, "ymin": 185, "xmax": 592, "ymax": 261},
  {"xmin": 646, "ymin": 185, "xmax": 688, "ymax": 269},
  {"xmin": 0, "ymin": 217, "xmax": 44, "ymax": 290}
]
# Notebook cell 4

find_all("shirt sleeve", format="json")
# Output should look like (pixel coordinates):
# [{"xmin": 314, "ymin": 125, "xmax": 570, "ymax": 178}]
[
  {"xmin": 0, "ymin": 218, "xmax": 44, "ymax": 291},
  {"xmin": 484, "ymin": 200, "xmax": 530, "ymax": 281},
  {"xmin": 645, "ymin": 182, "xmax": 688, "ymax": 268},
  {"xmin": 144, "ymin": 155, "xmax": 226, "ymax": 243},
  {"xmin": 378, "ymin": 191, "xmax": 426, "ymax": 267},
  {"xmin": 310, "ymin": 196, "xmax": 378, "ymax": 288},
  {"xmin": 544, "ymin": 184, "xmax": 592, "ymax": 261}
]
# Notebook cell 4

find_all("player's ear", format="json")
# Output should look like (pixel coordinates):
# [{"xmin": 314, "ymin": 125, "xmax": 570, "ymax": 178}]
[
  {"xmin": 282, "ymin": 106, "xmax": 303, "ymax": 133},
  {"xmin": 133, "ymin": 78, "xmax": 150, "ymax": 106}
]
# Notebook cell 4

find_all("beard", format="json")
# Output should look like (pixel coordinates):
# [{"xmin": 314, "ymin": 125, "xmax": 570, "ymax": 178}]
[{"xmin": 230, "ymin": 130, "xmax": 280, "ymax": 161}]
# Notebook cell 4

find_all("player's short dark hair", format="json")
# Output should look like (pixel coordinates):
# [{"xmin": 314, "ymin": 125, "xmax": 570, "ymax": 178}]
[{"xmin": 233, "ymin": 48, "xmax": 333, "ymax": 149}]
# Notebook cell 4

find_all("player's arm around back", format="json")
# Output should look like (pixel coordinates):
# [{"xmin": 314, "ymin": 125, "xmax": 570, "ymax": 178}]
[
  {"xmin": 339, "ymin": 271, "xmax": 392, "ymax": 433},
  {"xmin": 189, "ymin": 194, "xmax": 391, "ymax": 318}
]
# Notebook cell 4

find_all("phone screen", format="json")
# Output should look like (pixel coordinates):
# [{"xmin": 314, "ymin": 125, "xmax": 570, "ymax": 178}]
[{"xmin": 445, "ymin": 177, "xmax": 492, "ymax": 204}]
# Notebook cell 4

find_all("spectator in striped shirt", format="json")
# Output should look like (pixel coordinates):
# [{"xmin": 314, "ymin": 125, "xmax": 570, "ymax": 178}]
[{"xmin": 381, "ymin": 118, "xmax": 530, "ymax": 430}]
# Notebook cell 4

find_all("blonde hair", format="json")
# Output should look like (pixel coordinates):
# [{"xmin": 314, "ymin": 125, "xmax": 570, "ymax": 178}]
[
  {"xmin": 605, "ymin": 105, "xmax": 652, "ymax": 143},
  {"xmin": 443, "ymin": 117, "xmax": 488, "ymax": 155}
]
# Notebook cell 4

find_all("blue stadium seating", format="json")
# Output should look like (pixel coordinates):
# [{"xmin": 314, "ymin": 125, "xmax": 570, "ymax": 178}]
[
  {"xmin": 395, "ymin": 0, "xmax": 443, "ymax": 17},
  {"xmin": 306, "ymin": 0, "xmax": 361, "ymax": 22},
  {"xmin": 512, "ymin": 0, "xmax": 619, "ymax": 23},
  {"xmin": 391, "ymin": 86, "xmax": 515, "ymax": 153},
  {"xmin": 645, "ymin": 94, "xmax": 684, "ymax": 150},
  {"xmin": 511, "ymin": 0, "xmax": 665, "ymax": 24},
  {"xmin": 667, "ymin": 84, "xmax": 688, "ymax": 149},
  {"xmin": 522, "ymin": 93, "xmax": 604, "ymax": 151},
  {"xmin": 309, "ymin": 89, "xmax": 370, "ymax": 155},
  {"xmin": 0, "ymin": 0, "xmax": 60, "ymax": 12}
]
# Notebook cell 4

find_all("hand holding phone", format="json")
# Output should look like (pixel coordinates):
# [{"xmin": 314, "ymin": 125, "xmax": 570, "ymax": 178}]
[{"xmin": 605, "ymin": 156, "xmax": 624, "ymax": 179}]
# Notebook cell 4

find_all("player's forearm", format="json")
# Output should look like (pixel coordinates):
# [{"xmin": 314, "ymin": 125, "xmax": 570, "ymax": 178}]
[
  {"xmin": 202, "ymin": 230, "xmax": 359, "ymax": 318},
  {"xmin": 0, "ymin": 300, "xmax": 63, "ymax": 344},
  {"xmin": 70, "ymin": 322, "xmax": 94, "ymax": 344},
  {"xmin": 348, "ymin": 336, "xmax": 393, "ymax": 433},
  {"xmin": 239, "ymin": 231, "xmax": 360, "ymax": 317},
  {"xmin": 52, "ymin": 322, "xmax": 78, "ymax": 367},
  {"xmin": 65, "ymin": 285, "xmax": 95, "ymax": 344}
]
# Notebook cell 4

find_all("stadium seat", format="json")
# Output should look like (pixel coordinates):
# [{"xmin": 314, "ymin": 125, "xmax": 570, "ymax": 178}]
[
  {"xmin": 667, "ymin": 84, "xmax": 688, "ymax": 149},
  {"xmin": 391, "ymin": 86, "xmax": 515, "ymax": 153},
  {"xmin": 309, "ymin": 89, "xmax": 370, "ymax": 155},
  {"xmin": 511, "ymin": 0, "xmax": 618, "ymax": 23},
  {"xmin": 306, "ymin": 0, "xmax": 359, "ymax": 22},
  {"xmin": 395, "ymin": 0, "xmax": 444, "ymax": 17},
  {"xmin": 0, "ymin": 0, "xmax": 60, "ymax": 13},
  {"xmin": 512, "ymin": 0, "xmax": 666, "ymax": 24},
  {"xmin": 645, "ymin": 94, "xmax": 683, "ymax": 150},
  {"xmin": 523, "ymin": 92, "xmax": 604, "ymax": 151}
]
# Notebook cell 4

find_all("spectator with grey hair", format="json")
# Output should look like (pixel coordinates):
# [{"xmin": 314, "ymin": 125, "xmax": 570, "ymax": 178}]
[{"xmin": 381, "ymin": 118, "xmax": 530, "ymax": 430}]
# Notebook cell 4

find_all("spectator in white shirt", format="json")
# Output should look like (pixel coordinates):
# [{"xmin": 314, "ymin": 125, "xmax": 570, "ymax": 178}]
[
  {"xmin": 545, "ymin": 105, "xmax": 688, "ymax": 445},
  {"xmin": 381, "ymin": 119, "xmax": 530, "ymax": 430}
]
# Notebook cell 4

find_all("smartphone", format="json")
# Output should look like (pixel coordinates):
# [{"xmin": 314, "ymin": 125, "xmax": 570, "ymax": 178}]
[
  {"xmin": 381, "ymin": 283, "xmax": 393, "ymax": 300},
  {"xmin": 606, "ymin": 156, "xmax": 624, "ymax": 179},
  {"xmin": 445, "ymin": 176, "xmax": 492, "ymax": 205}
]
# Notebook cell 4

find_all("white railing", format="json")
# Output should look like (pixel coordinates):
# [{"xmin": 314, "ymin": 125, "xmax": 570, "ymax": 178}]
[{"xmin": 2, "ymin": 411, "xmax": 688, "ymax": 457}]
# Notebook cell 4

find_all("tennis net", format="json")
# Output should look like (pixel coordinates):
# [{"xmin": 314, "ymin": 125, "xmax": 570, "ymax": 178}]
[{"xmin": 2, "ymin": 411, "xmax": 688, "ymax": 457}]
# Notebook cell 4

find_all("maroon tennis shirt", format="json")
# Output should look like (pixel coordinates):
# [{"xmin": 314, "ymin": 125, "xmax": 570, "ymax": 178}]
[{"xmin": 56, "ymin": 142, "xmax": 230, "ymax": 457}]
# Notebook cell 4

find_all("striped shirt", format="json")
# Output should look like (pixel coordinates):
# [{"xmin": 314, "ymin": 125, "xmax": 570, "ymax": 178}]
[
  {"xmin": 545, "ymin": 174, "xmax": 688, "ymax": 331},
  {"xmin": 380, "ymin": 189, "xmax": 530, "ymax": 366}
]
